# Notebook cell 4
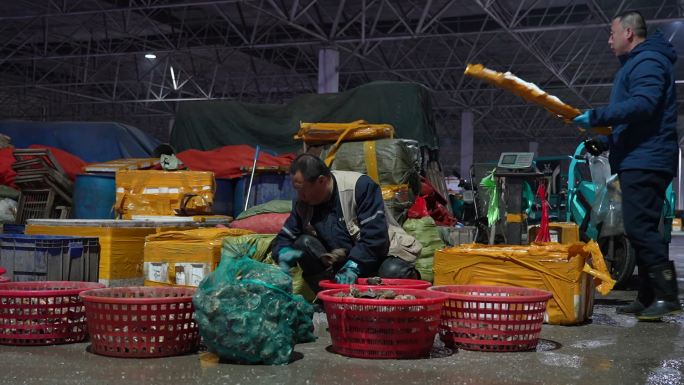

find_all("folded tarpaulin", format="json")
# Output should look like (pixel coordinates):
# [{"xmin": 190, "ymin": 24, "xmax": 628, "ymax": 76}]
[
  {"xmin": 0, "ymin": 145, "xmax": 87, "ymax": 187},
  {"xmin": 176, "ymin": 145, "xmax": 296, "ymax": 179},
  {"xmin": 0, "ymin": 121, "xmax": 160, "ymax": 163},
  {"xmin": 171, "ymin": 81, "xmax": 438, "ymax": 153}
]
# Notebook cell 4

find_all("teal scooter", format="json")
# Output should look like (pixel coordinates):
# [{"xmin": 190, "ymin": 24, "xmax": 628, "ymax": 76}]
[{"xmin": 566, "ymin": 142, "xmax": 675, "ymax": 287}]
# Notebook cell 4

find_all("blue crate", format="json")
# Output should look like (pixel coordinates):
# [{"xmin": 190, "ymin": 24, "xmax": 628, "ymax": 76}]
[
  {"xmin": 0, "ymin": 234, "xmax": 100, "ymax": 282},
  {"xmin": 2, "ymin": 224, "xmax": 26, "ymax": 234},
  {"xmin": 233, "ymin": 173, "xmax": 296, "ymax": 217}
]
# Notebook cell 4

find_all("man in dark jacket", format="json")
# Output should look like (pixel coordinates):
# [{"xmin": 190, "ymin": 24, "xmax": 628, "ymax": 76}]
[
  {"xmin": 574, "ymin": 10, "xmax": 680, "ymax": 320},
  {"xmin": 273, "ymin": 154, "xmax": 420, "ymax": 293}
]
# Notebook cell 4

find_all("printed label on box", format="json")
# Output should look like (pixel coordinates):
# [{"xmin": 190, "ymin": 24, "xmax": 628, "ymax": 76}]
[
  {"xmin": 144, "ymin": 262, "xmax": 168, "ymax": 283},
  {"xmin": 174, "ymin": 263, "xmax": 209, "ymax": 286}
]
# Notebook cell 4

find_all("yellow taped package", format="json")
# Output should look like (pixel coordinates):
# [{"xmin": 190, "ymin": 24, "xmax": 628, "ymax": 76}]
[
  {"xmin": 295, "ymin": 120, "xmax": 394, "ymax": 145},
  {"xmin": 84, "ymin": 158, "xmax": 159, "ymax": 173},
  {"xmin": 433, "ymin": 241, "xmax": 615, "ymax": 325},
  {"xmin": 26, "ymin": 224, "xmax": 164, "ymax": 285},
  {"xmin": 144, "ymin": 228, "xmax": 253, "ymax": 287},
  {"xmin": 381, "ymin": 184, "xmax": 410, "ymax": 201},
  {"xmin": 116, "ymin": 170, "xmax": 215, "ymax": 219},
  {"xmin": 464, "ymin": 64, "xmax": 611, "ymax": 136}
]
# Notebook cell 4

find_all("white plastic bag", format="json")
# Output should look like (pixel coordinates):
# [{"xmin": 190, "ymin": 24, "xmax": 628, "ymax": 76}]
[
  {"xmin": 0, "ymin": 198, "xmax": 17, "ymax": 223},
  {"xmin": 591, "ymin": 175, "xmax": 623, "ymax": 237}
]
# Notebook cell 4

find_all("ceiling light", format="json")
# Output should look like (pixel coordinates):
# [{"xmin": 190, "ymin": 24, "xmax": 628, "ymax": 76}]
[{"xmin": 145, "ymin": 53, "xmax": 157, "ymax": 60}]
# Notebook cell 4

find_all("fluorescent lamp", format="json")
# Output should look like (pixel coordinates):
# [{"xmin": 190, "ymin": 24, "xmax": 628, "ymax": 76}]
[{"xmin": 145, "ymin": 53, "xmax": 157, "ymax": 59}]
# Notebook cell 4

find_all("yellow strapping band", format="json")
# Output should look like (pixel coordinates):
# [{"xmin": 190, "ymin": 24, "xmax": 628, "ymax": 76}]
[
  {"xmin": 506, "ymin": 213, "xmax": 527, "ymax": 223},
  {"xmin": 324, "ymin": 126, "xmax": 357, "ymax": 167},
  {"xmin": 363, "ymin": 140, "xmax": 380, "ymax": 184}
]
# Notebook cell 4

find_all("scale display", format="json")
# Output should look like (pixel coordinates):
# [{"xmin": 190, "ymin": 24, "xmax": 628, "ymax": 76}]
[{"xmin": 497, "ymin": 152, "xmax": 535, "ymax": 170}]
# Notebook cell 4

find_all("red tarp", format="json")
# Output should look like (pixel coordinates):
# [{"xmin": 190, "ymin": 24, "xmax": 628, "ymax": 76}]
[
  {"xmin": 0, "ymin": 148, "xmax": 16, "ymax": 187},
  {"xmin": 0, "ymin": 145, "xmax": 87, "ymax": 188},
  {"xmin": 177, "ymin": 145, "xmax": 296, "ymax": 179},
  {"xmin": 230, "ymin": 213, "xmax": 290, "ymax": 234}
]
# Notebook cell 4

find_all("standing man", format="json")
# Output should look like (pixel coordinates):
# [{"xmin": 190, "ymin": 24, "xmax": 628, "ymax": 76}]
[
  {"xmin": 273, "ymin": 154, "xmax": 421, "ymax": 293},
  {"xmin": 574, "ymin": 11, "xmax": 680, "ymax": 320}
]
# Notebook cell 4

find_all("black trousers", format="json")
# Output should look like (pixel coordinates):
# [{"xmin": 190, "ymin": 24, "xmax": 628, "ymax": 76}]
[
  {"xmin": 292, "ymin": 235, "xmax": 417, "ymax": 293},
  {"xmin": 619, "ymin": 170, "xmax": 672, "ymax": 268}
]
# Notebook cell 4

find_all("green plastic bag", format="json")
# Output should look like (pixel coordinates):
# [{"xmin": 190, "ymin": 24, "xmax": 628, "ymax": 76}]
[
  {"xmin": 480, "ymin": 169, "xmax": 500, "ymax": 227},
  {"xmin": 403, "ymin": 217, "xmax": 446, "ymax": 260},
  {"xmin": 236, "ymin": 200, "xmax": 292, "ymax": 220},
  {"xmin": 193, "ymin": 243, "xmax": 316, "ymax": 365},
  {"xmin": 415, "ymin": 257, "xmax": 434, "ymax": 283}
]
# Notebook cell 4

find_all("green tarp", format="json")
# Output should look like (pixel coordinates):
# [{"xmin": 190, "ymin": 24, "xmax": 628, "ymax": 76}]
[{"xmin": 171, "ymin": 81, "xmax": 438, "ymax": 153}]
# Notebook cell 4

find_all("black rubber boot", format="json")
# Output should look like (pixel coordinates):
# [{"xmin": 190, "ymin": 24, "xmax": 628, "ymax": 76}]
[
  {"xmin": 637, "ymin": 261, "xmax": 682, "ymax": 321},
  {"xmin": 616, "ymin": 267, "xmax": 653, "ymax": 314}
]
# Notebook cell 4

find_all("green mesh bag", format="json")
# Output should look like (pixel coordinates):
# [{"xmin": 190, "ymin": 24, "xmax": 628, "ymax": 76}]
[{"xmin": 193, "ymin": 243, "xmax": 316, "ymax": 365}]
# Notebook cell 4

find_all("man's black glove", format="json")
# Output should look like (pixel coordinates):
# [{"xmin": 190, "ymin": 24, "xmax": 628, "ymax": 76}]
[{"xmin": 584, "ymin": 138, "xmax": 608, "ymax": 156}]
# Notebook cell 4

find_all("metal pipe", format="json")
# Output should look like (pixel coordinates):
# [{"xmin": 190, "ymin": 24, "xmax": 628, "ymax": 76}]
[{"xmin": 244, "ymin": 145, "xmax": 261, "ymax": 212}]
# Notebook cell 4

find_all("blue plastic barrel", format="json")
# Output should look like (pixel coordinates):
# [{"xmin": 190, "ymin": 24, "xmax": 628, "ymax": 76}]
[
  {"xmin": 233, "ymin": 173, "xmax": 296, "ymax": 217},
  {"xmin": 73, "ymin": 173, "xmax": 116, "ymax": 219},
  {"xmin": 213, "ymin": 178, "xmax": 235, "ymax": 216}
]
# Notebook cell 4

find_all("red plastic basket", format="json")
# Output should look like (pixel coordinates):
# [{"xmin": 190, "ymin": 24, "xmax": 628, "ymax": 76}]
[
  {"xmin": 0, "ymin": 281, "xmax": 105, "ymax": 345},
  {"xmin": 0, "ymin": 267, "xmax": 5, "ymax": 275},
  {"xmin": 429, "ymin": 285, "xmax": 552, "ymax": 352},
  {"xmin": 317, "ymin": 288, "xmax": 448, "ymax": 359},
  {"xmin": 80, "ymin": 286, "xmax": 199, "ymax": 358},
  {"xmin": 319, "ymin": 278, "xmax": 432, "ymax": 290}
]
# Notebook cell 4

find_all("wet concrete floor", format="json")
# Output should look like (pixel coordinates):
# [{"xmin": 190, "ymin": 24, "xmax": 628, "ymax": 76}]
[{"xmin": 3, "ymin": 238, "xmax": 684, "ymax": 385}]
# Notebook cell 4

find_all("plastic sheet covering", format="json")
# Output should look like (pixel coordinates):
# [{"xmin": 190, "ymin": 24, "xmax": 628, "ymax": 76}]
[
  {"xmin": 464, "ymin": 64, "xmax": 611, "ymax": 136},
  {"xmin": 0, "ymin": 121, "xmax": 159, "ymax": 163},
  {"xmin": 193, "ymin": 244, "xmax": 315, "ymax": 365},
  {"xmin": 177, "ymin": 145, "xmax": 295, "ymax": 180},
  {"xmin": 236, "ymin": 200, "xmax": 292, "ymax": 220},
  {"xmin": 295, "ymin": 120, "xmax": 394, "ymax": 145},
  {"xmin": 115, "ymin": 170, "xmax": 215, "ymax": 219},
  {"xmin": 382, "ymin": 184, "xmax": 413, "ymax": 225},
  {"xmin": 143, "ymin": 228, "xmax": 254, "ymax": 287},
  {"xmin": 323, "ymin": 139, "xmax": 421, "ymax": 196},
  {"xmin": 433, "ymin": 241, "xmax": 615, "ymax": 325},
  {"xmin": 171, "ymin": 81, "xmax": 438, "ymax": 153},
  {"xmin": 230, "ymin": 213, "xmax": 290, "ymax": 234}
]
